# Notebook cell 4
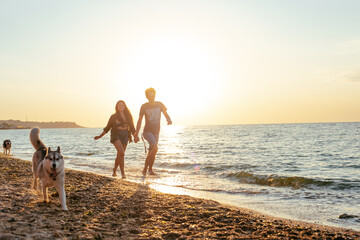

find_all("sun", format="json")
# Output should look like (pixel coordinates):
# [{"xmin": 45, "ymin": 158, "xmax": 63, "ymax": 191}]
[{"xmin": 118, "ymin": 35, "xmax": 223, "ymax": 124}]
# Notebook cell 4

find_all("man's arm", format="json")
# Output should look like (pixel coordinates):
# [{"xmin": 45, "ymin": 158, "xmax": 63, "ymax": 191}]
[
  {"xmin": 135, "ymin": 112, "xmax": 144, "ymax": 136},
  {"xmin": 133, "ymin": 113, "xmax": 143, "ymax": 143},
  {"xmin": 162, "ymin": 110, "xmax": 172, "ymax": 125}
]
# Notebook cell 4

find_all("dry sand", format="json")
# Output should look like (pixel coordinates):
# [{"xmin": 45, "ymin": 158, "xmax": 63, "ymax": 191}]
[{"xmin": 1, "ymin": 153, "xmax": 359, "ymax": 239}]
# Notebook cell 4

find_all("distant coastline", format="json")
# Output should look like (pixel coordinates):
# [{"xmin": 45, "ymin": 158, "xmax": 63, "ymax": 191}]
[{"xmin": 0, "ymin": 120, "xmax": 84, "ymax": 129}]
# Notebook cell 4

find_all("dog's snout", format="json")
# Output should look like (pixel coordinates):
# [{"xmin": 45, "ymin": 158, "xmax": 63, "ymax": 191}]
[{"xmin": 52, "ymin": 164, "xmax": 56, "ymax": 169}]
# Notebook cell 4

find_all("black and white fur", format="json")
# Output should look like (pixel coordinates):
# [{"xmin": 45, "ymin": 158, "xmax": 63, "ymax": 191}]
[
  {"xmin": 30, "ymin": 127, "xmax": 67, "ymax": 210},
  {"xmin": 3, "ymin": 139, "xmax": 11, "ymax": 155}
]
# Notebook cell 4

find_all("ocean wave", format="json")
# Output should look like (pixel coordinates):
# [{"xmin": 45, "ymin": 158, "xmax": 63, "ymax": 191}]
[
  {"xmin": 68, "ymin": 161, "xmax": 111, "ymax": 171},
  {"xmin": 75, "ymin": 152, "xmax": 96, "ymax": 156},
  {"xmin": 224, "ymin": 171, "xmax": 336, "ymax": 189},
  {"xmin": 157, "ymin": 162, "xmax": 257, "ymax": 172},
  {"xmin": 158, "ymin": 162, "xmax": 196, "ymax": 170},
  {"xmin": 151, "ymin": 182, "xmax": 263, "ymax": 195}
]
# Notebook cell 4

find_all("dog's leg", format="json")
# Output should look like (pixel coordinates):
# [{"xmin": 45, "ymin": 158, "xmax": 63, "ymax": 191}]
[
  {"xmin": 57, "ymin": 186, "xmax": 68, "ymax": 210},
  {"xmin": 42, "ymin": 185, "xmax": 49, "ymax": 202},
  {"xmin": 32, "ymin": 159, "xmax": 38, "ymax": 190},
  {"xmin": 33, "ymin": 177, "xmax": 37, "ymax": 190}
]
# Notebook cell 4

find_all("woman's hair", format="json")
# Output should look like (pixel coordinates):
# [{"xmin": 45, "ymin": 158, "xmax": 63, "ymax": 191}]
[{"xmin": 115, "ymin": 100, "xmax": 134, "ymax": 124}]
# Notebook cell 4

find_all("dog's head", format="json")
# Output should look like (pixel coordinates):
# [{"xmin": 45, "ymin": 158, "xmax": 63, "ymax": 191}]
[
  {"xmin": 3, "ymin": 140, "xmax": 11, "ymax": 148},
  {"xmin": 44, "ymin": 146, "xmax": 64, "ymax": 174}
]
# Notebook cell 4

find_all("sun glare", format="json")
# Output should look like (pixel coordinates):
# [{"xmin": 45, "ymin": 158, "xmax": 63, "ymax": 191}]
[{"xmin": 119, "ymin": 35, "xmax": 222, "ymax": 123}]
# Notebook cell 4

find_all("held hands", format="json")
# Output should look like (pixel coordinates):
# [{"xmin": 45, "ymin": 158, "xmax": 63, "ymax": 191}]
[{"xmin": 134, "ymin": 135, "xmax": 140, "ymax": 143}]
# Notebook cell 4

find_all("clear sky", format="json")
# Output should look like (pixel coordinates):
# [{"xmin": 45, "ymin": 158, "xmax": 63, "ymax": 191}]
[{"xmin": 1, "ymin": 0, "xmax": 359, "ymax": 127}]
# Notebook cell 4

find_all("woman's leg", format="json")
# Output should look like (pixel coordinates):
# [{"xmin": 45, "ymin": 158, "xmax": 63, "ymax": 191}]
[
  {"xmin": 113, "ymin": 140, "xmax": 125, "ymax": 177},
  {"xmin": 120, "ymin": 144, "xmax": 127, "ymax": 178},
  {"xmin": 112, "ymin": 148, "xmax": 119, "ymax": 177}
]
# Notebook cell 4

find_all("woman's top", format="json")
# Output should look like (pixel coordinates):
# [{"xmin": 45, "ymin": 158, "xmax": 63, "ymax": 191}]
[{"xmin": 103, "ymin": 113, "xmax": 135, "ymax": 143}]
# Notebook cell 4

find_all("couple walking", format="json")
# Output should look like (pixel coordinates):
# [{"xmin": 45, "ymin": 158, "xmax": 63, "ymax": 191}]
[{"xmin": 94, "ymin": 88, "xmax": 172, "ymax": 179}]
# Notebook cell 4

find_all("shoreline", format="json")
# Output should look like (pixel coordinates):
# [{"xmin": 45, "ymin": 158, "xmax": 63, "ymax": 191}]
[{"xmin": 1, "ymin": 154, "xmax": 359, "ymax": 239}]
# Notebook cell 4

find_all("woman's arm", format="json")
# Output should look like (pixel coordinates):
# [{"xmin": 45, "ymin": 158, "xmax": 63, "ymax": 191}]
[
  {"xmin": 94, "ymin": 130, "xmax": 106, "ymax": 140},
  {"xmin": 94, "ymin": 115, "xmax": 113, "ymax": 140}
]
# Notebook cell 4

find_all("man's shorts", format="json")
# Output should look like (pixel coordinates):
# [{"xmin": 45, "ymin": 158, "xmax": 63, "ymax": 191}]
[{"xmin": 143, "ymin": 132, "xmax": 159, "ymax": 146}]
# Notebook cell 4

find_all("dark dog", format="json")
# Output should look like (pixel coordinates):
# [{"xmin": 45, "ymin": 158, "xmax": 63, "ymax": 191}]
[{"xmin": 3, "ymin": 140, "xmax": 11, "ymax": 155}]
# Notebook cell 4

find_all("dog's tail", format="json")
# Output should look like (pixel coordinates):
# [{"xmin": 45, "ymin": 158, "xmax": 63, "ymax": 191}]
[{"xmin": 29, "ymin": 127, "xmax": 46, "ymax": 151}]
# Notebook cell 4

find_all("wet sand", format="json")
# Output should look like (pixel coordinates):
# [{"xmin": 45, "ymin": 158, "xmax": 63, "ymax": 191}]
[{"xmin": 1, "ymin": 154, "xmax": 359, "ymax": 239}]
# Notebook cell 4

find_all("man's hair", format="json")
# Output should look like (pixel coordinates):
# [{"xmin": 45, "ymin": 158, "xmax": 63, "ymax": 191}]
[{"xmin": 145, "ymin": 87, "xmax": 156, "ymax": 96}]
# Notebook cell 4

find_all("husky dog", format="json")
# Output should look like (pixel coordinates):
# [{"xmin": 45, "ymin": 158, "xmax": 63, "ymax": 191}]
[
  {"xmin": 3, "ymin": 139, "xmax": 11, "ymax": 155},
  {"xmin": 30, "ymin": 127, "xmax": 67, "ymax": 210}
]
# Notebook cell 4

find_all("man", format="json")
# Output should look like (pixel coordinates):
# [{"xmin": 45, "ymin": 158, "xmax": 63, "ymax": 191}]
[{"xmin": 134, "ymin": 88, "xmax": 172, "ymax": 175}]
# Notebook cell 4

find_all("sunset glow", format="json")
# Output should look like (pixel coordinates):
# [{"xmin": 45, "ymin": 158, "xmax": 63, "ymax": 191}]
[{"xmin": 1, "ymin": 1, "xmax": 359, "ymax": 127}]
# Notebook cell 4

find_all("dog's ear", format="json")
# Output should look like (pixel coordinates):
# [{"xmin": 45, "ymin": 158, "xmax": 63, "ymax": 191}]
[{"xmin": 57, "ymin": 146, "xmax": 61, "ymax": 153}]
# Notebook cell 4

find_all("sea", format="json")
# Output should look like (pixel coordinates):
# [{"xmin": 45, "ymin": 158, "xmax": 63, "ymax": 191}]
[{"xmin": 1, "ymin": 122, "xmax": 360, "ymax": 231}]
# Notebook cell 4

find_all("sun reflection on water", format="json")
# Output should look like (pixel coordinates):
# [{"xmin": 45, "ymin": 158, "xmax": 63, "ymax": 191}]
[
  {"xmin": 150, "ymin": 182, "xmax": 189, "ymax": 195},
  {"xmin": 160, "ymin": 125, "xmax": 185, "ymax": 155}
]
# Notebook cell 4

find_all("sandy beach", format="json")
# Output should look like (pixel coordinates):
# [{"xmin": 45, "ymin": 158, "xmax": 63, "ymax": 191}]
[{"xmin": 0, "ymin": 154, "xmax": 359, "ymax": 239}]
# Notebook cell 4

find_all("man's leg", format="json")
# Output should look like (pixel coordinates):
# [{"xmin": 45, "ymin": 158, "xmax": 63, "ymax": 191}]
[
  {"xmin": 142, "ymin": 151, "xmax": 150, "ymax": 175},
  {"xmin": 147, "ymin": 144, "xmax": 158, "ymax": 174},
  {"xmin": 143, "ymin": 132, "xmax": 158, "ymax": 175},
  {"xmin": 143, "ymin": 146, "xmax": 156, "ymax": 175}
]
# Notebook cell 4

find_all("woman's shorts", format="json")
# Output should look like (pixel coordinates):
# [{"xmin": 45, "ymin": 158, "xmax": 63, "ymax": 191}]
[
  {"xmin": 143, "ymin": 132, "xmax": 159, "ymax": 146},
  {"xmin": 111, "ymin": 129, "xmax": 128, "ymax": 146}
]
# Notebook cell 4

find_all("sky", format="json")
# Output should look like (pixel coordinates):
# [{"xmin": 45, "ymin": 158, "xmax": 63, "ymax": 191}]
[{"xmin": 1, "ymin": 0, "xmax": 360, "ymax": 127}]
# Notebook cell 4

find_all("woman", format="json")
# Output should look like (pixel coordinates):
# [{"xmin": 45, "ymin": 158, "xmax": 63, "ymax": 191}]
[{"xmin": 94, "ymin": 100, "xmax": 136, "ymax": 178}]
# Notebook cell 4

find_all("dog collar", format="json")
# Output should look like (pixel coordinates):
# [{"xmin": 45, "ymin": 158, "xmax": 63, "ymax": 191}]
[{"xmin": 47, "ymin": 169, "xmax": 62, "ymax": 180}]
